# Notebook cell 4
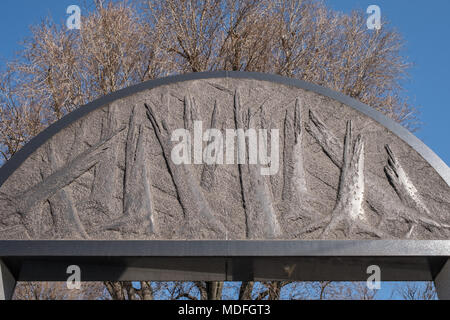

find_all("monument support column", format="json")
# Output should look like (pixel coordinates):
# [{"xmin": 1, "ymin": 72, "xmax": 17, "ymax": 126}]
[
  {"xmin": 0, "ymin": 260, "xmax": 16, "ymax": 300},
  {"xmin": 435, "ymin": 259, "xmax": 450, "ymax": 300}
]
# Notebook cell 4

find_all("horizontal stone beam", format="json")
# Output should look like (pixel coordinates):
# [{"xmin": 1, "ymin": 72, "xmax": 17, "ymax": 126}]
[
  {"xmin": 1, "ymin": 240, "xmax": 449, "ymax": 257},
  {"xmin": 435, "ymin": 259, "xmax": 450, "ymax": 300}
]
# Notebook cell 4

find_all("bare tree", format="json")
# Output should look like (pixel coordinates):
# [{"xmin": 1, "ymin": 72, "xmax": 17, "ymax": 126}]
[
  {"xmin": 104, "ymin": 281, "xmax": 156, "ymax": 300},
  {"xmin": 141, "ymin": 0, "xmax": 417, "ymax": 130},
  {"xmin": 281, "ymin": 281, "xmax": 377, "ymax": 300},
  {"xmin": 0, "ymin": 0, "xmax": 164, "ymax": 162}
]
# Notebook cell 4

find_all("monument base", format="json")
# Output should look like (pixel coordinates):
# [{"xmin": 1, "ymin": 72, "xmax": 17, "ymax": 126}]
[
  {"xmin": 435, "ymin": 259, "xmax": 450, "ymax": 300},
  {"xmin": 0, "ymin": 241, "xmax": 449, "ymax": 300}
]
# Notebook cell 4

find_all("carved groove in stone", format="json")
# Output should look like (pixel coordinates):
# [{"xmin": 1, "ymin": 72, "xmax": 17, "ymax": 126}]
[
  {"xmin": 306, "ymin": 110, "xmax": 395, "ymax": 229},
  {"xmin": 145, "ymin": 99, "xmax": 226, "ymax": 238},
  {"xmin": 384, "ymin": 145, "xmax": 450, "ymax": 237},
  {"xmin": 104, "ymin": 107, "xmax": 157, "ymax": 236},
  {"xmin": 385, "ymin": 145, "xmax": 430, "ymax": 214},
  {"xmin": 334, "ymin": 121, "xmax": 365, "ymax": 221},
  {"xmin": 44, "ymin": 142, "xmax": 89, "ymax": 239},
  {"xmin": 0, "ymin": 78, "xmax": 448, "ymax": 241},
  {"xmin": 306, "ymin": 109, "xmax": 343, "ymax": 167},
  {"xmin": 90, "ymin": 105, "xmax": 119, "ymax": 214},
  {"xmin": 0, "ymin": 225, "xmax": 26, "ymax": 239},
  {"xmin": 14, "ymin": 127, "xmax": 125, "ymax": 238},
  {"xmin": 184, "ymin": 94, "xmax": 199, "ymax": 131},
  {"xmin": 298, "ymin": 120, "xmax": 386, "ymax": 238},
  {"xmin": 280, "ymin": 99, "xmax": 323, "ymax": 235},
  {"xmin": 234, "ymin": 89, "xmax": 282, "ymax": 239},
  {"xmin": 282, "ymin": 98, "xmax": 308, "ymax": 200}
]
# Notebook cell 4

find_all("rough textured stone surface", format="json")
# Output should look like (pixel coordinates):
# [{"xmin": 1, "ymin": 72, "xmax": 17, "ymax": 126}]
[
  {"xmin": 0, "ymin": 77, "xmax": 449, "ymax": 240},
  {"xmin": 0, "ymin": 260, "xmax": 15, "ymax": 300}
]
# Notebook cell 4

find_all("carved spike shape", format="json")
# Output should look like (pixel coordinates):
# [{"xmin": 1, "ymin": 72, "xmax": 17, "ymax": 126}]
[
  {"xmin": 306, "ymin": 110, "xmax": 343, "ymax": 167},
  {"xmin": 201, "ymin": 101, "xmax": 219, "ymax": 190},
  {"xmin": 17, "ymin": 126, "xmax": 125, "ymax": 216},
  {"xmin": 282, "ymin": 98, "xmax": 308, "ymax": 201},
  {"xmin": 305, "ymin": 110, "xmax": 449, "ymax": 238},
  {"xmin": 320, "ymin": 121, "xmax": 367, "ymax": 237},
  {"xmin": 384, "ymin": 145, "xmax": 430, "ymax": 214},
  {"xmin": 145, "ymin": 101, "xmax": 226, "ymax": 238},
  {"xmin": 90, "ymin": 105, "xmax": 120, "ymax": 213},
  {"xmin": 106, "ymin": 107, "xmax": 157, "ymax": 236},
  {"xmin": 384, "ymin": 145, "xmax": 450, "ymax": 235},
  {"xmin": 45, "ymin": 142, "xmax": 89, "ymax": 239},
  {"xmin": 184, "ymin": 94, "xmax": 199, "ymax": 131},
  {"xmin": 333, "ymin": 121, "xmax": 366, "ymax": 221},
  {"xmin": 306, "ymin": 110, "xmax": 403, "ymax": 231},
  {"xmin": 234, "ymin": 89, "xmax": 282, "ymax": 239},
  {"xmin": 0, "ymin": 225, "xmax": 31, "ymax": 240}
]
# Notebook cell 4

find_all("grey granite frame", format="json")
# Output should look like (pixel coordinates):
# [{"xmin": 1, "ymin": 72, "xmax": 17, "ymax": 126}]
[
  {"xmin": 0, "ymin": 240, "xmax": 448, "ymax": 282},
  {"xmin": 0, "ymin": 240, "xmax": 449, "ymax": 300},
  {"xmin": 0, "ymin": 71, "xmax": 449, "ymax": 187}
]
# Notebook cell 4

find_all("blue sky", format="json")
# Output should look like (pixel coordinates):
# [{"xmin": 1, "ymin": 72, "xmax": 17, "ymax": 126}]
[{"xmin": 0, "ymin": 0, "xmax": 447, "ymax": 300}]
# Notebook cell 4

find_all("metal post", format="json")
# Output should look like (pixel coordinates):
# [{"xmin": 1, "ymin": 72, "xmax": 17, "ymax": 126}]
[
  {"xmin": 0, "ymin": 260, "xmax": 16, "ymax": 300},
  {"xmin": 435, "ymin": 259, "xmax": 450, "ymax": 300}
]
